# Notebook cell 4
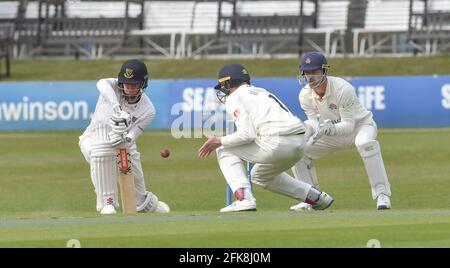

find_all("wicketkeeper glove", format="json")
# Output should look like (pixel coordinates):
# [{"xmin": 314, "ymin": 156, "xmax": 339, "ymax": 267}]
[{"xmin": 313, "ymin": 119, "xmax": 336, "ymax": 140}]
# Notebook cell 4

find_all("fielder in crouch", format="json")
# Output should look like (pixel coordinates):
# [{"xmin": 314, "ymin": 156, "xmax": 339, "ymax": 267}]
[
  {"xmin": 290, "ymin": 52, "xmax": 392, "ymax": 211},
  {"xmin": 198, "ymin": 64, "xmax": 334, "ymax": 212},
  {"xmin": 79, "ymin": 59, "xmax": 170, "ymax": 214}
]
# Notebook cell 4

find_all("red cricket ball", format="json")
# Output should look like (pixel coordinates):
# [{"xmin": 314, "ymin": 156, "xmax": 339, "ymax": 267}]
[{"xmin": 160, "ymin": 148, "xmax": 170, "ymax": 158}]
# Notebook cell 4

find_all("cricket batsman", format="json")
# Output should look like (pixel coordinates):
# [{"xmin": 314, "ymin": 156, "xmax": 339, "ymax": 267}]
[
  {"xmin": 290, "ymin": 52, "xmax": 392, "ymax": 211},
  {"xmin": 79, "ymin": 59, "xmax": 170, "ymax": 214},
  {"xmin": 198, "ymin": 64, "xmax": 334, "ymax": 212}
]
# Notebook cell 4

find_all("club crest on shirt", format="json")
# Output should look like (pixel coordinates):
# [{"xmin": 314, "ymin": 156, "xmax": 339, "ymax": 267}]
[
  {"xmin": 328, "ymin": 103, "xmax": 338, "ymax": 110},
  {"xmin": 233, "ymin": 109, "xmax": 240, "ymax": 119}
]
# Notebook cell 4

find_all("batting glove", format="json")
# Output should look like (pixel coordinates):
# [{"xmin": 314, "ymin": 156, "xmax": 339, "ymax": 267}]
[
  {"xmin": 108, "ymin": 131, "xmax": 124, "ymax": 148},
  {"xmin": 110, "ymin": 111, "xmax": 131, "ymax": 134}
]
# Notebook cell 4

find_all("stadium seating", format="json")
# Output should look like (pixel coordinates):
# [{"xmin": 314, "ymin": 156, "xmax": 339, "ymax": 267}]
[
  {"xmin": 304, "ymin": 0, "xmax": 349, "ymax": 55},
  {"xmin": 128, "ymin": 1, "xmax": 348, "ymax": 57},
  {"xmin": 0, "ymin": 0, "xmax": 349, "ymax": 58},
  {"xmin": 408, "ymin": 0, "xmax": 450, "ymax": 54},
  {"xmin": 6, "ymin": 0, "xmax": 143, "ymax": 58},
  {"xmin": 134, "ymin": 0, "xmax": 348, "ymax": 57},
  {"xmin": 353, "ymin": 0, "xmax": 450, "ymax": 55},
  {"xmin": 65, "ymin": 1, "xmax": 142, "ymax": 18},
  {"xmin": 353, "ymin": 0, "xmax": 416, "ymax": 55},
  {"xmin": 217, "ymin": 1, "xmax": 316, "ymax": 38},
  {"xmin": 1, "ymin": 0, "xmax": 448, "ymax": 58},
  {"xmin": 0, "ymin": 23, "xmax": 13, "ymax": 79},
  {"xmin": 130, "ymin": 1, "xmax": 200, "ymax": 58},
  {"xmin": 0, "ymin": 1, "xmax": 20, "ymax": 20},
  {"xmin": 216, "ymin": 0, "xmax": 348, "ymax": 56}
]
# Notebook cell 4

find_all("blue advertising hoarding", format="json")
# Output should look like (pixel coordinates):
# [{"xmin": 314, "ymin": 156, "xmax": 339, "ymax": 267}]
[{"xmin": 1, "ymin": 75, "xmax": 449, "ymax": 130}]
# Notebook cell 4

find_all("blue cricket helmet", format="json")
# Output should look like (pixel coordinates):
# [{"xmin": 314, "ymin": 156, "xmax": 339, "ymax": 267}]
[
  {"xmin": 300, "ymin": 51, "xmax": 329, "ymax": 73},
  {"xmin": 299, "ymin": 52, "xmax": 330, "ymax": 88},
  {"xmin": 214, "ymin": 64, "xmax": 250, "ymax": 90}
]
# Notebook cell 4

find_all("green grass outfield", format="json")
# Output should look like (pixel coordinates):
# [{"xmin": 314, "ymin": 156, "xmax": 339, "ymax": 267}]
[
  {"xmin": 4, "ymin": 56, "xmax": 450, "ymax": 81},
  {"xmin": 0, "ymin": 129, "xmax": 449, "ymax": 247}
]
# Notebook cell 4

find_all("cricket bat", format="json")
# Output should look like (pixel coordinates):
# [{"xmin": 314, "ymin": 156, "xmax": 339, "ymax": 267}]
[{"xmin": 117, "ymin": 147, "xmax": 137, "ymax": 214}]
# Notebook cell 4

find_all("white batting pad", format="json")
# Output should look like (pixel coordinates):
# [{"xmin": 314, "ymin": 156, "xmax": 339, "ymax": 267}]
[
  {"xmin": 129, "ymin": 150, "xmax": 148, "ymax": 205},
  {"xmin": 292, "ymin": 157, "xmax": 320, "ymax": 190},
  {"xmin": 90, "ymin": 124, "xmax": 119, "ymax": 211},
  {"xmin": 356, "ymin": 140, "xmax": 392, "ymax": 199}
]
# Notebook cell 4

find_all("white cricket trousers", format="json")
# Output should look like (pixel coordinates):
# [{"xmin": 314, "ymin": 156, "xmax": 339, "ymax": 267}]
[
  {"xmin": 294, "ymin": 122, "xmax": 391, "ymax": 199},
  {"xmin": 216, "ymin": 134, "xmax": 314, "ymax": 201},
  {"xmin": 79, "ymin": 136, "xmax": 148, "ymax": 205},
  {"xmin": 306, "ymin": 123, "xmax": 378, "ymax": 157}
]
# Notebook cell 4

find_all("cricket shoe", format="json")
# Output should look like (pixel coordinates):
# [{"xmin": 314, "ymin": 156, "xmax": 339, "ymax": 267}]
[
  {"xmin": 220, "ymin": 199, "xmax": 257, "ymax": 212},
  {"xmin": 311, "ymin": 192, "xmax": 334, "ymax": 210},
  {"xmin": 376, "ymin": 194, "xmax": 391, "ymax": 210},
  {"xmin": 154, "ymin": 201, "xmax": 170, "ymax": 213},
  {"xmin": 100, "ymin": 204, "xmax": 117, "ymax": 215},
  {"xmin": 290, "ymin": 202, "xmax": 313, "ymax": 211}
]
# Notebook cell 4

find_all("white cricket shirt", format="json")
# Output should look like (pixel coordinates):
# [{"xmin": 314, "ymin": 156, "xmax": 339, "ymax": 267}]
[
  {"xmin": 299, "ymin": 76, "xmax": 373, "ymax": 135},
  {"xmin": 221, "ymin": 84, "xmax": 305, "ymax": 148},
  {"xmin": 81, "ymin": 78, "xmax": 155, "ymax": 144}
]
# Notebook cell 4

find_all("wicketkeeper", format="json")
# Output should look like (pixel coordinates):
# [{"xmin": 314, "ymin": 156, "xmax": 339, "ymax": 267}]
[
  {"xmin": 290, "ymin": 52, "xmax": 392, "ymax": 211},
  {"xmin": 198, "ymin": 64, "xmax": 334, "ymax": 212},
  {"xmin": 79, "ymin": 59, "xmax": 169, "ymax": 214}
]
